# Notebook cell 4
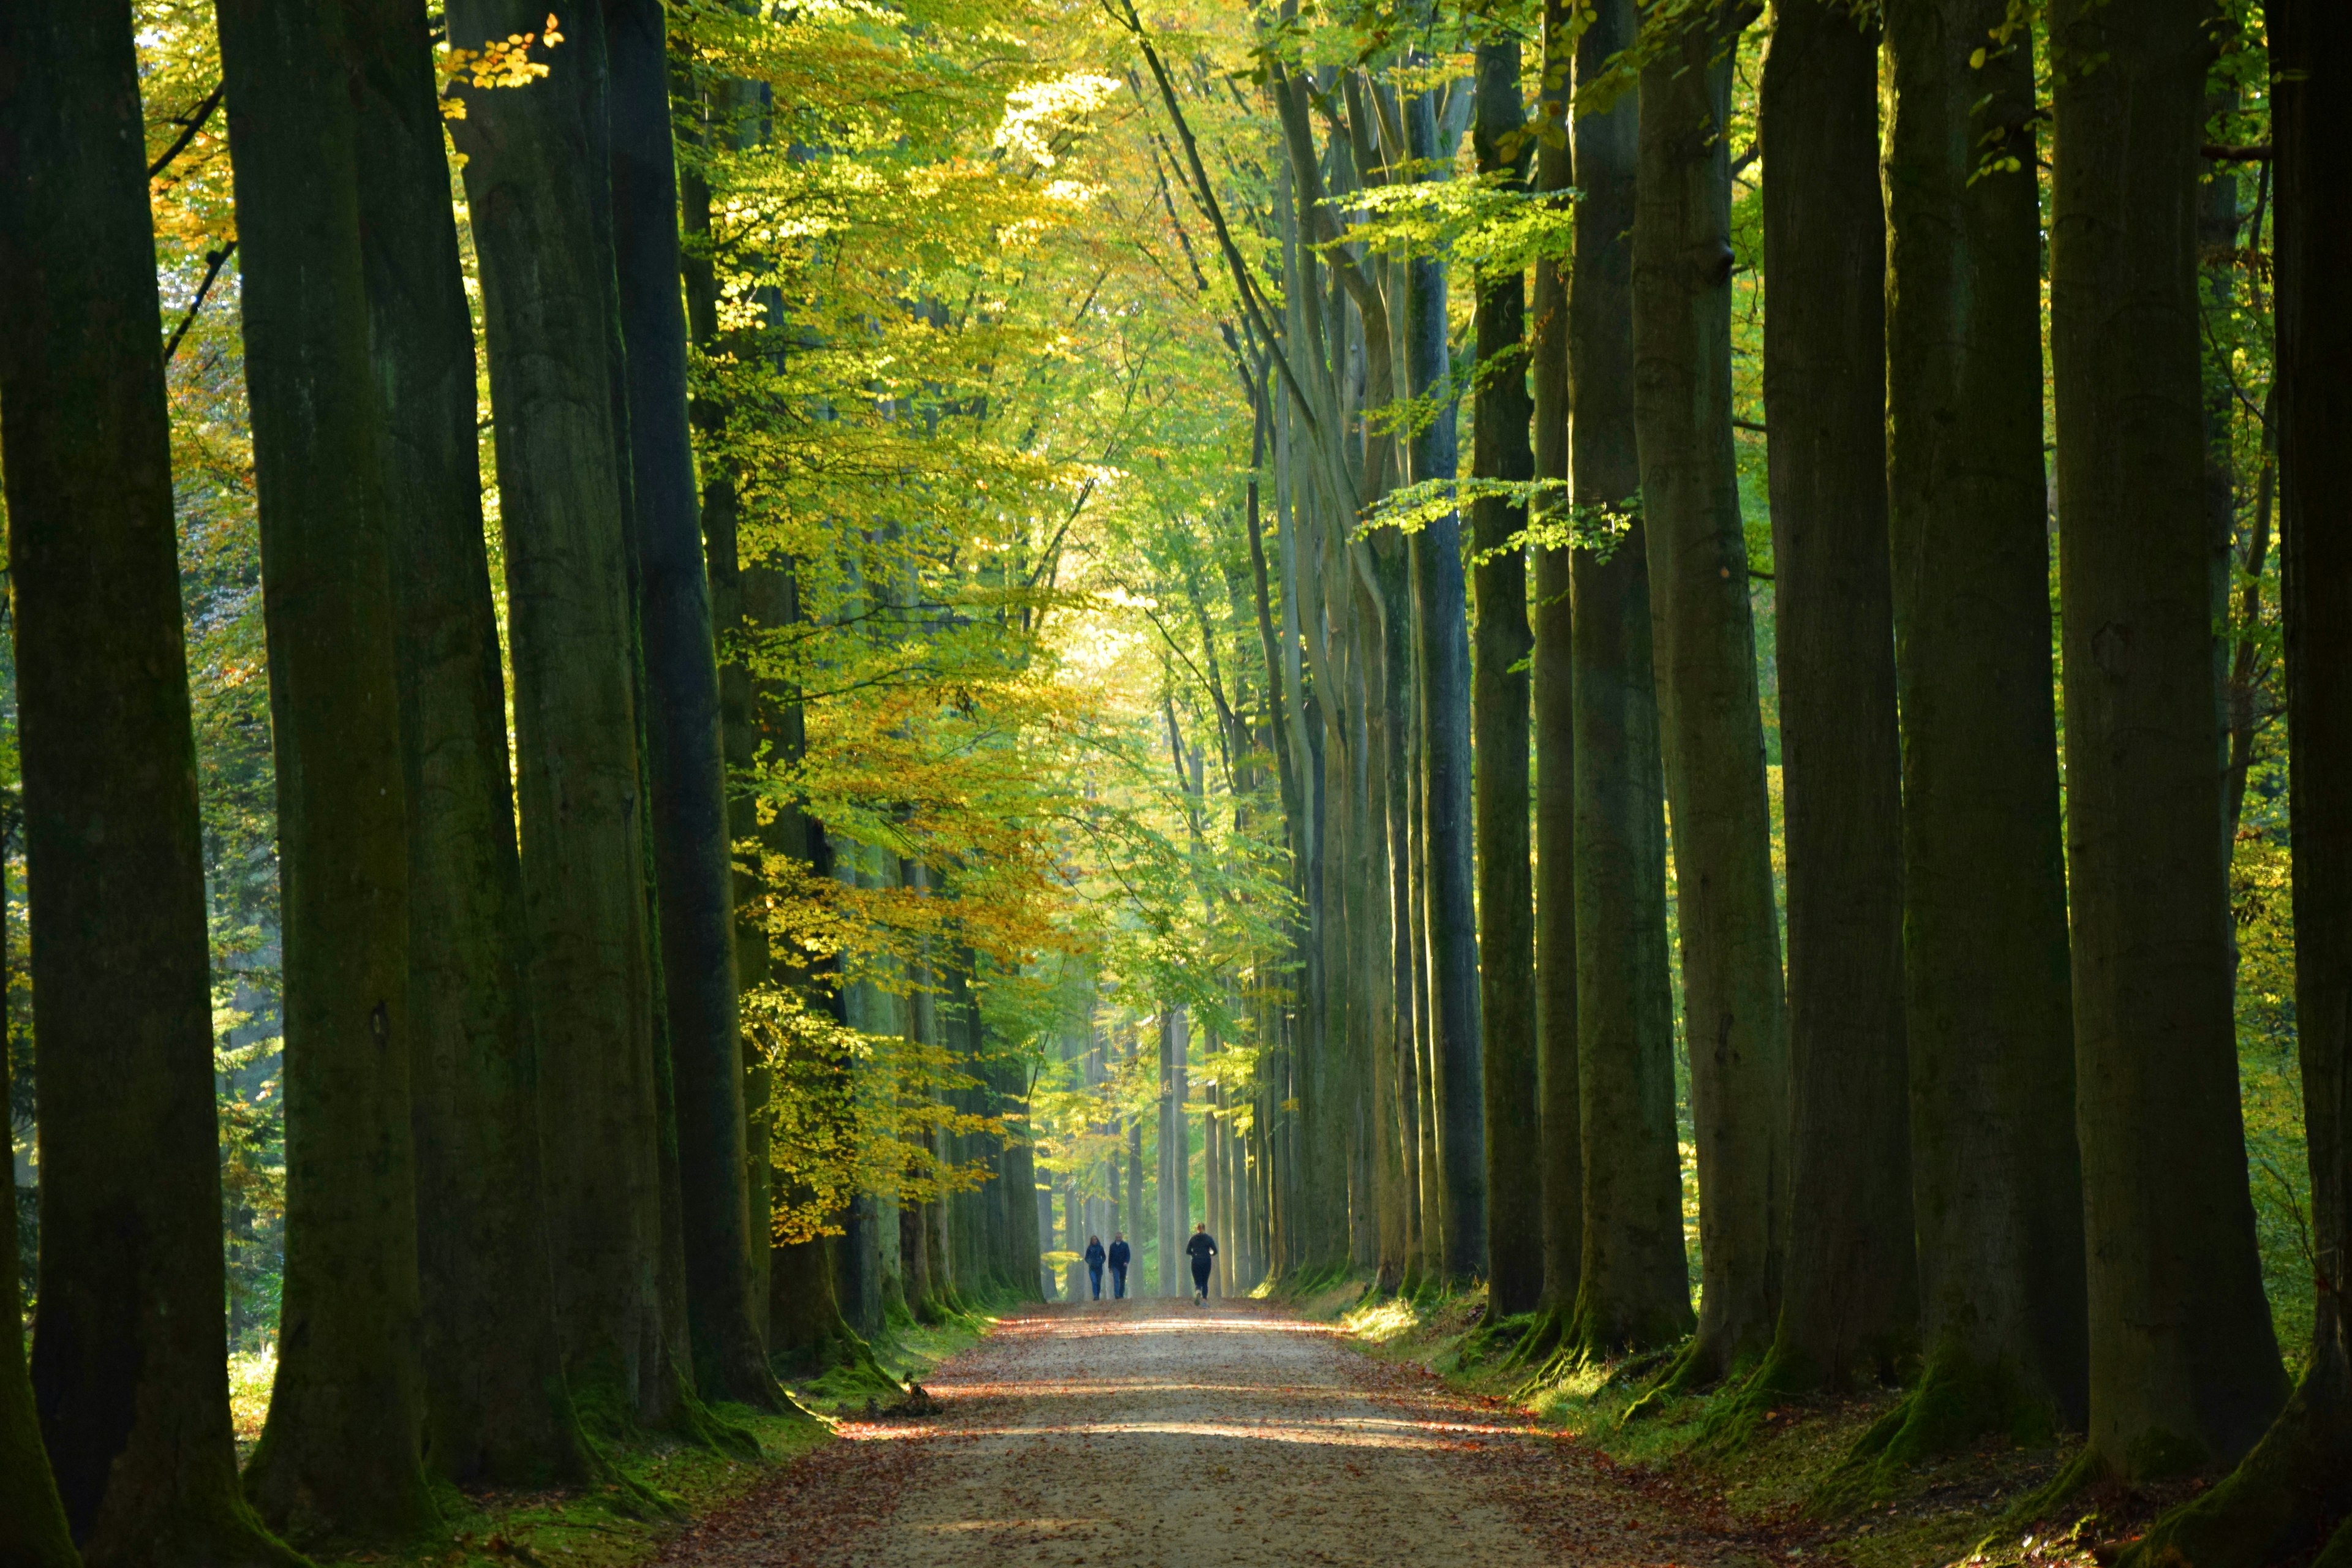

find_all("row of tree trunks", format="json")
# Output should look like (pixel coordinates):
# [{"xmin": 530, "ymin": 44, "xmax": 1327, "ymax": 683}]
[
  {"xmin": 347, "ymin": 0, "xmax": 590, "ymax": 1485},
  {"xmin": 605, "ymin": 0, "xmax": 775, "ymax": 1411},
  {"xmin": 448, "ymin": 0, "xmax": 679, "ymax": 1437}
]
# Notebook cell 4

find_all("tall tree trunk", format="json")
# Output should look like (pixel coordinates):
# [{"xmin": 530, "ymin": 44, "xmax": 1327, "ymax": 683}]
[
  {"xmin": 1634, "ymin": 1, "xmax": 1789, "ymax": 1385},
  {"xmin": 1869, "ymin": 0, "xmax": 2088, "ymax": 1466},
  {"xmin": 2124, "ymin": 9, "xmax": 2352, "ymax": 1555},
  {"xmin": 1471, "ymin": 36, "xmax": 1542, "ymax": 1318},
  {"xmin": 1379, "ymin": 537, "xmax": 1430, "ymax": 1288},
  {"xmin": 0, "ymin": 7, "xmax": 290, "ymax": 1559},
  {"xmin": 2050, "ymin": 0, "xmax": 2288, "ymax": 1479},
  {"xmin": 1529, "ymin": 0, "xmax": 1580, "ymax": 1340},
  {"xmin": 1567, "ymin": 0, "xmax": 1691, "ymax": 1357},
  {"xmin": 447, "ymin": 0, "xmax": 673, "ymax": 1434},
  {"xmin": 216, "ymin": 0, "xmax": 434, "ymax": 1542},
  {"xmin": 1406, "ymin": 84, "xmax": 1488, "ymax": 1285},
  {"xmin": 605, "ymin": 0, "xmax": 774, "ymax": 1410},
  {"xmin": 345, "ymin": 0, "xmax": 592, "ymax": 1485},
  {"xmin": 1755, "ymin": 0, "xmax": 1915, "ymax": 1393}
]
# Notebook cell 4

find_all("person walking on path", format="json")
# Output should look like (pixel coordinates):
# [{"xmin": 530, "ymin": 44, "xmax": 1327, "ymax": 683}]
[
  {"xmin": 1185, "ymin": 1222, "xmax": 1218, "ymax": 1304},
  {"xmin": 1084, "ymin": 1235, "xmax": 1107, "ymax": 1301},
  {"xmin": 1107, "ymin": 1233, "xmax": 1131, "ymax": 1298}
]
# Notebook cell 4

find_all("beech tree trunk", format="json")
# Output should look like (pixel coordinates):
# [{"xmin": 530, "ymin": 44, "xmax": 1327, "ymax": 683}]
[
  {"xmin": 1529, "ymin": 0, "xmax": 1581, "ymax": 1336},
  {"xmin": 605, "ymin": 0, "xmax": 775, "ymax": 1410},
  {"xmin": 1470, "ymin": 36, "xmax": 1542, "ymax": 1317},
  {"xmin": 345, "ymin": 0, "xmax": 592, "ymax": 1485},
  {"xmin": 1406, "ymin": 83, "xmax": 1488, "ymax": 1285},
  {"xmin": 0, "ymin": 6, "xmax": 291, "ymax": 1560},
  {"xmin": 2051, "ymin": 0, "xmax": 2289, "ymax": 1479},
  {"xmin": 216, "ymin": 0, "xmax": 435, "ymax": 1542},
  {"xmin": 1873, "ymin": 0, "xmax": 2088, "ymax": 1464},
  {"xmin": 1756, "ymin": 0, "xmax": 1915, "ymax": 1392},
  {"xmin": 1634, "ymin": 1, "xmax": 1790, "ymax": 1385},
  {"xmin": 1567, "ymin": 0, "xmax": 1691, "ymax": 1357},
  {"xmin": 2125, "ymin": 7, "xmax": 2352, "ymax": 1553},
  {"xmin": 447, "ymin": 0, "xmax": 675, "ymax": 1433}
]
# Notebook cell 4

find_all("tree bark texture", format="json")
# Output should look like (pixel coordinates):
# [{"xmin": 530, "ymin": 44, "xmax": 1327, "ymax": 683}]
[
  {"xmin": 1876, "ymin": 0, "xmax": 2088, "ymax": 1460},
  {"xmin": 216, "ymin": 0, "xmax": 435, "ymax": 1542},
  {"xmin": 1634, "ymin": 2, "xmax": 1789, "ymax": 1381},
  {"xmin": 604, "ymin": 0, "xmax": 774, "ymax": 1410},
  {"xmin": 0, "ymin": 6, "xmax": 294, "ymax": 1559},
  {"xmin": 2050, "ymin": 0, "xmax": 2290, "ymax": 1480},
  {"xmin": 1529, "ymin": 0, "xmax": 1581, "ymax": 1330},
  {"xmin": 1567, "ymin": 0, "xmax": 1691, "ymax": 1357},
  {"xmin": 1406, "ymin": 85, "xmax": 1488, "ymax": 1284},
  {"xmin": 447, "ymin": 0, "xmax": 673, "ymax": 1433},
  {"xmin": 2127, "ymin": 8, "xmax": 2352, "ymax": 1553},
  {"xmin": 345, "ymin": 0, "xmax": 591, "ymax": 1487},
  {"xmin": 1756, "ymin": 0, "xmax": 1916, "ymax": 1391},
  {"xmin": 1471, "ymin": 37, "xmax": 1542, "ymax": 1317}
]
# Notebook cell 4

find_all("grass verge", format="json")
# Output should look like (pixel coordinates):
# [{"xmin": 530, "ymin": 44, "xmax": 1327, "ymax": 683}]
[{"xmin": 1314, "ymin": 1283, "xmax": 2207, "ymax": 1568}]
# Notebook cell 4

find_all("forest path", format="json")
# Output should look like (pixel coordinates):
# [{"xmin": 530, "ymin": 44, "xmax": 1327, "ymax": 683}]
[{"xmin": 659, "ymin": 1297, "xmax": 1755, "ymax": 1567}]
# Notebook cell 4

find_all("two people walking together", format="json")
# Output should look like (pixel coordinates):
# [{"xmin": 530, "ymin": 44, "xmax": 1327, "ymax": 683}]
[
  {"xmin": 1080, "ymin": 1224, "xmax": 1217, "ymax": 1303},
  {"xmin": 1082, "ymin": 1233, "xmax": 1132, "ymax": 1299}
]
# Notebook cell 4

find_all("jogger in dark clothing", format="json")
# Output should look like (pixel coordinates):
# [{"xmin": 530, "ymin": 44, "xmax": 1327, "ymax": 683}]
[
  {"xmin": 1185, "ymin": 1223, "xmax": 1218, "ymax": 1303},
  {"xmin": 1084, "ymin": 1235, "xmax": 1106, "ymax": 1300},
  {"xmin": 1107, "ymin": 1234, "xmax": 1131, "ymax": 1298}
]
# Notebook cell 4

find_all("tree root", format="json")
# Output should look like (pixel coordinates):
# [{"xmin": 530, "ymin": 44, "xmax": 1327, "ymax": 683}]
[
  {"xmin": 1818, "ymin": 1350, "xmax": 2064, "ymax": 1512},
  {"xmin": 2115, "ymin": 1362, "xmax": 2350, "ymax": 1568}
]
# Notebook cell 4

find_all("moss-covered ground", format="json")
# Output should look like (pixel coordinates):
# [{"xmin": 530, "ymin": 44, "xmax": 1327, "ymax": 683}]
[
  {"xmin": 243, "ymin": 1304, "xmax": 996, "ymax": 1568},
  {"xmin": 1310, "ymin": 1280, "xmax": 2217, "ymax": 1568}
]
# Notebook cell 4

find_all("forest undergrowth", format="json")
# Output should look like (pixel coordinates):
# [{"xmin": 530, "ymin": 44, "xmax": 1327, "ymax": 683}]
[
  {"xmin": 1316, "ymin": 1280, "xmax": 2226, "ymax": 1568},
  {"xmin": 223, "ymin": 1310, "xmax": 996, "ymax": 1568}
]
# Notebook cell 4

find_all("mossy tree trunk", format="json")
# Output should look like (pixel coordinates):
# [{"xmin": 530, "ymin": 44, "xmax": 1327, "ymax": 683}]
[
  {"xmin": 344, "ymin": 0, "xmax": 592, "ymax": 1487},
  {"xmin": 1470, "ymin": 35, "xmax": 1542, "ymax": 1318},
  {"xmin": 2049, "ymin": 0, "xmax": 2290, "ymax": 1482},
  {"xmin": 2125, "ymin": 11, "xmax": 2352, "ymax": 1553},
  {"xmin": 1633, "ymin": 0, "xmax": 1790, "ymax": 1385},
  {"xmin": 216, "ymin": 0, "xmax": 437, "ymax": 1544},
  {"xmin": 1874, "ymin": 0, "xmax": 2088, "ymax": 1464},
  {"xmin": 1755, "ymin": 0, "xmax": 1915, "ymax": 1393},
  {"xmin": 1566, "ymin": 0, "xmax": 1691, "ymax": 1358},
  {"xmin": 447, "ymin": 0, "xmax": 674, "ymax": 1434},
  {"xmin": 0, "ymin": 7, "xmax": 287, "ymax": 1561},
  {"xmin": 605, "ymin": 0, "xmax": 776, "ymax": 1411},
  {"xmin": 1529, "ymin": 0, "xmax": 1581, "ymax": 1341}
]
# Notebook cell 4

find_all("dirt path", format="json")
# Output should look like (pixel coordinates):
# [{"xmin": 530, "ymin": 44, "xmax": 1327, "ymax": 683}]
[{"xmin": 660, "ymin": 1298, "xmax": 1755, "ymax": 1567}]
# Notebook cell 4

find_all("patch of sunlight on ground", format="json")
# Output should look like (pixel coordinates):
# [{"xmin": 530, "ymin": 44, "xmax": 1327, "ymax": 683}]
[
  {"xmin": 1340, "ymin": 1294, "xmax": 1425, "ymax": 1346},
  {"xmin": 228, "ymin": 1346, "xmax": 276, "ymax": 1450}
]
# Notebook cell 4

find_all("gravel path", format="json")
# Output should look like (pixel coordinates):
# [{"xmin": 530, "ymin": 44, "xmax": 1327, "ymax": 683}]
[{"xmin": 661, "ymin": 1298, "xmax": 1754, "ymax": 1567}]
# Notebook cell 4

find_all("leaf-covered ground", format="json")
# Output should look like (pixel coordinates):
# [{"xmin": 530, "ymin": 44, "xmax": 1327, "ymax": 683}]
[{"xmin": 658, "ymin": 1297, "xmax": 1765, "ymax": 1567}]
